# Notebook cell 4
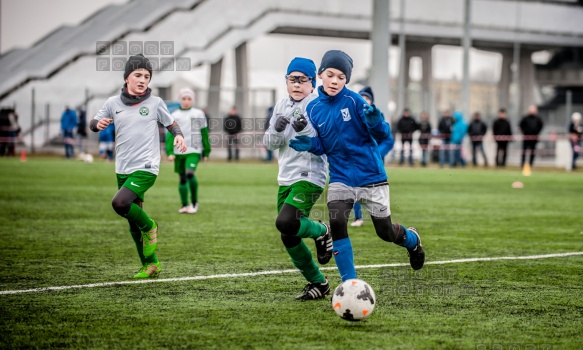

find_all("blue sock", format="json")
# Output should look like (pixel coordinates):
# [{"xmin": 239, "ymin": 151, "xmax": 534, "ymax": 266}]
[
  {"xmin": 399, "ymin": 225, "xmax": 419, "ymax": 250},
  {"xmin": 333, "ymin": 237, "xmax": 356, "ymax": 282}
]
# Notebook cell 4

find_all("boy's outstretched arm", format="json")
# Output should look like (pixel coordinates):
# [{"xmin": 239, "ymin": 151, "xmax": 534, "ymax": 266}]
[{"xmin": 363, "ymin": 104, "xmax": 391, "ymax": 141}]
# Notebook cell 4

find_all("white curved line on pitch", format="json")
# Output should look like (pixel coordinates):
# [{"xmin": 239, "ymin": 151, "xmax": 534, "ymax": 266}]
[{"xmin": 1, "ymin": 251, "xmax": 582, "ymax": 295}]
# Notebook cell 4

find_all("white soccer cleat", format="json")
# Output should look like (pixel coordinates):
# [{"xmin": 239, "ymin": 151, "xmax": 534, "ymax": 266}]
[{"xmin": 350, "ymin": 219, "xmax": 364, "ymax": 227}]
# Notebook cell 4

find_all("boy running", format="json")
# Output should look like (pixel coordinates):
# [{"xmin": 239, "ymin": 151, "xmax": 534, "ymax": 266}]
[
  {"xmin": 289, "ymin": 50, "xmax": 425, "ymax": 282},
  {"xmin": 166, "ymin": 88, "xmax": 211, "ymax": 214},
  {"xmin": 263, "ymin": 57, "xmax": 333, "ymax": 300},
  {"xmin": 90, "ymin": 54, "xmax": 187, "ymax": 278}
]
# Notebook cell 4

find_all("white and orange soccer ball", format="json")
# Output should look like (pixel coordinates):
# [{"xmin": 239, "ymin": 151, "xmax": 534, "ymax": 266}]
[{"xmin": 332, "ymin": 279, "xmax": 376, "ymax": 321}]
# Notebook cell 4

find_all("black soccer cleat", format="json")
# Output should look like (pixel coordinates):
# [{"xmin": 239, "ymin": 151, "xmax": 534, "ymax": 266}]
[
  {"xmin": 314, "ymin": 222, "xmax": 333, "ymax": 265},
  {"xmin": 406, "ymin": 227, "xmax": 425, "ymax": 270},
  {"xmin": 295, "ymin": 278, "xmax": 330, "ymax": 301}
]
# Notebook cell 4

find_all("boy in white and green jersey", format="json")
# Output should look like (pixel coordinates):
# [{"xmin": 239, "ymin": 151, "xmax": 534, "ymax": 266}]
[
  {"xmin": 263, "ymin": 57, "xmax": 333, "ymax": 300},
  {"xmin": 166, "ymin": 88, "xmax": 211, "ymax": 214},
  {"xmin": 90, "ymin": 54, "xmax": 187, "ymax": 279}
]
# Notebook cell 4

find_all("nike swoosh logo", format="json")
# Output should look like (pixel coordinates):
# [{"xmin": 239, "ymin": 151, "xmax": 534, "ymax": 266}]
[
  {"xmin": 318, "ymin": 122, "xmax": 325, "ymax": 127},
  {"xmin": 130, "ymin": 182, "xmax": 140, "ymax": 187},
  {"xmin": 115, "ymin": 110, "xmax": 123, "ymax": 114},
  {"xmin": 292, "ymin": 195, "xmax": 305, "ymax": 203}
]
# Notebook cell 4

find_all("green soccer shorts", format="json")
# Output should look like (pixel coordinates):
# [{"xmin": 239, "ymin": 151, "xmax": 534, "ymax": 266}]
[
  {"xmin": 173, "ymin": 153, "xmax": 201, "ymax": 174},
  {"xmin": 117, "ymin": 171, "xmax": 158, "ymax": 202},
  {"xmin": 277, "ymin": 180, "xmax": 324, "ymax": 217}
]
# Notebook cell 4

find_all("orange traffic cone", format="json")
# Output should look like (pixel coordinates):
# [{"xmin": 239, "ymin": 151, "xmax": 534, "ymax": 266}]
[{"xmin": 20, "ymin": 149, "xmax": 27, "ymax": 162}]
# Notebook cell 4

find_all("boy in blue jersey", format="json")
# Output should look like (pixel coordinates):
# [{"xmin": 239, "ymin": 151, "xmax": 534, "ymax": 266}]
[{"xmin": 289, "ymin": 50, "xmax": 425, "ymax": 282}]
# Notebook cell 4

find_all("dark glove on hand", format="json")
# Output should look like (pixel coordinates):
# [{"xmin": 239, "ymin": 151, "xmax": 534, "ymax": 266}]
[
  {"xmin": 291, "ymin": 115, "xmax": 308, "ymax": 132},
  {"xmin": 363, "ymin": 104, "xmax": 382, "ymax": 125},
  {"xmin": 274, "ymin": 115, "xmax": 290, "ymax": 132},
  {"xmin": 289, "ymin": 135, "xmax": 313, "ymax": 152}
]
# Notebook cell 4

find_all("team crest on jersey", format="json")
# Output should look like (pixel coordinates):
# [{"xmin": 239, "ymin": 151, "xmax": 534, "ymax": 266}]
[
  {"xmin": 292, "ymin": 107, "xmax": 302, "ymax": 119},
  {"xmin": 341, "ymin": 108, "xmax": 351, "ymax": 121},
  {"xmin": 139, "ymin": 107, "xmax": 149, "ymax": 116}
]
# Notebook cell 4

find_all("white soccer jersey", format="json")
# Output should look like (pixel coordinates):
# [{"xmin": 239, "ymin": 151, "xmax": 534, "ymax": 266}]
[
  {"xmin": 94, "ymin": 95, "xmax": 174, "ymax": 175},
  {"xmin": 263, "ymin": 93, "xmax": 327, "ymax": 188},
  {"xmin": 170, "ymin": 107, "xmax": 207, "ymax": 155}
]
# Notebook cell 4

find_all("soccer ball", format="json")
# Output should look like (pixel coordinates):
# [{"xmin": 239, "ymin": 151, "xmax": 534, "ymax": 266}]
[
  {"xmin": 332, "ymin": 279, "xmax": 376, "ymax": 321},
  {"xmin": 83, "ymin": 154, "xmax": 94, "ymax": 164}
]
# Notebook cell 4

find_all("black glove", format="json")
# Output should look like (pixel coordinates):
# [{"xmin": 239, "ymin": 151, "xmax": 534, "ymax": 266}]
[
  {"xmin": 274, "ymin": 115, "xmax": 290, "ymax": 132},
  {"xmin": 292, "ymin": 115, "xmax": 308, "ymax": 132}
]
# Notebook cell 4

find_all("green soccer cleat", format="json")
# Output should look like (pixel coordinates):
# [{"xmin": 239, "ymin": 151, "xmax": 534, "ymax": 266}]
[
  {"xmin": 133, "ymin": 262, "xmax": 162, "ymax": 279},
  {"xmin": 142, "ymin": 221, "xmax": 158, "ymax": 258}
]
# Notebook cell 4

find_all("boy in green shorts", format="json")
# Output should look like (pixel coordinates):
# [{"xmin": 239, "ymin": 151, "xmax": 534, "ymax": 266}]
[
  {"xmin": 166, "ymin": 88, "xmax": 211, "ymax": 214},
  {"xmin": 90, "ymin": 54, "xmax": 187, "ymax": 278},
  {"xmin": 263, "ymin": 57, "xmax": 333, "ymax": 300}
]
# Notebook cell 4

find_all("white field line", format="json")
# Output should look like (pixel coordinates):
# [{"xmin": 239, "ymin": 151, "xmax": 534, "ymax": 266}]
[{"xmin": 2, "ymin": 251, "xmax": 582, "ymax": 296}]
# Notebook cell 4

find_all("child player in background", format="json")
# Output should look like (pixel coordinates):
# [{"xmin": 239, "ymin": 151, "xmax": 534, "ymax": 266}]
[{"xmin": 166, "ymin": 88, "xmax": 211, "ymax": 214}]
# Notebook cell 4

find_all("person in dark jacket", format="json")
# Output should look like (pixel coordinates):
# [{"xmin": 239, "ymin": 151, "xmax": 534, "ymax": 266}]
[
  {"xmin": 568, "ymin": 112, "xmax": 582, "ymax": 170},
  {"xmin": 519, "ymin": 104, "xmax": 544, "ymax": 172},
  {"xmin": 263, "ymin": 106, "xmax": 274, "ymax": 162},
  {"xmin": 437, "ymin": 109, "xmax": 453, "ymax": 167},
  {"xmin": 77, "ymin": 107, "xmax": 88, "ymax": 155},
  {"xmin": 417, "ymin": 111, "xmax": 432, "ymax": 167},
  {"xmin": 468, "ymin": 112, "xmax": 488, "ymax": 167},
  {"xmin": 492, "ymin": 108, "xmax": 513, "ymax": 167},
  {"xmin": 289, "ymin": 50, "xmax": 425, "ymax": 284},
  {"xmin": 396, "ymin": 108, "xmax": 418, "ymax": 166},
  {"xmin": 223, "ymin": 106, "xmax": 242, "ymax": 161}
]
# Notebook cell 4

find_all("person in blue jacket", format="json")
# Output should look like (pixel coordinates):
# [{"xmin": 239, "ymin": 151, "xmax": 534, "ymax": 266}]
[
  {"xmin": 60, "ymin": 106, "xmax": 78, "ymax": 158},
  {"xmin": 289, "ymin": 50, "xmax": 425, "ymax": 282},
  {"xmin": 450, "ymin": 111, "xmax": 468, "ymax": 167},
  {"xmin": 350, "ymin": 86, "xmax": 394, "ymax": 227}
]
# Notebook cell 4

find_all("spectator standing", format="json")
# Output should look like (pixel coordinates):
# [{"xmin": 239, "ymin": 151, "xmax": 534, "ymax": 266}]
[
  {"xmin": 568, "ymin": 112, "xmax": 582, "ymax": 170},
  {"xmin": 264, "ymin": 105, "xmax": 274, "ymax": 162},
  {"xmin": 417, "ymin": 111, "xmax": 432, "ymax": 167},
  {"xmin": 77, "ymin": 107, "xmax": 88, "ymax": 154},
  {"xmin": 396, "ymin": 108, "xmax": 418, "ymax": 166},
  {"xmin": 450, "ymin": 111, "xmax": 468, "ymax": 167},
  {"xmin": 223, "ymin": 106, "xmax": 242, "ymax": 161},
  {"xmin": 519, "ymin": 104, "xmax": 544, "ymax": 175},
  {"xmin": 437, "ymin": 109, "xmax": 453, "ymax": 167},
  {"xmin": 61, "ymin": 106, "xmax": 78, "ymax": 159},
  {"xmin": 468, "ymin": 112, "xmax": 488, "ymax": 167},
  {"xmin": 492, "ymin": 108, "xmax": 513, "ymax": 167}
]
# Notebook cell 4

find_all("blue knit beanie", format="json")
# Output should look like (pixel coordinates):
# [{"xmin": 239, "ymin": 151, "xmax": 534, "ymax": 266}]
[
  {"xmin": 359, "ymin": 86, "xmax": 374, "ymax": 103},
  {"xmin": 318, "ymin": 50, "xmax": 353, "ymax": 83},
  {"xmin": 286, "ymin": 57, "xmax": 317, "ymax": 87}
]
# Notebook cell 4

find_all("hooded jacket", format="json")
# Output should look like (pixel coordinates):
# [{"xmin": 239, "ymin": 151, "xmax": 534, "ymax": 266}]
[
  {"xmin": 451, "ymin": 111, "xmax": 468, "ymax": 145},
  {"xmin": 304, "ymin": 85, "xmax": 391, "ymax": 187}
]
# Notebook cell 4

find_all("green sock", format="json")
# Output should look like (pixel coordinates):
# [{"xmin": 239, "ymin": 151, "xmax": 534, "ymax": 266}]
[
  {"xmin": 295, "ymin": 218, "xmax": 326, "ymax": 239},
  {"xmin": 287, "ymin": 241, "xmax": 326, "ymax": 284},
  {"xmin": 126, "ymin": 203, "xmax": 154, "ymax": 232},
  {"xmin": 179, "ymin": 183, "xmax": 188, "ymax": 206},
  {"xmin": 129, "ymin": 223, "xmax": 158, "ymax": 264},
  {"xmin": 188, "ymin": 176, "xmax": 198, "ymax": 204}
]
